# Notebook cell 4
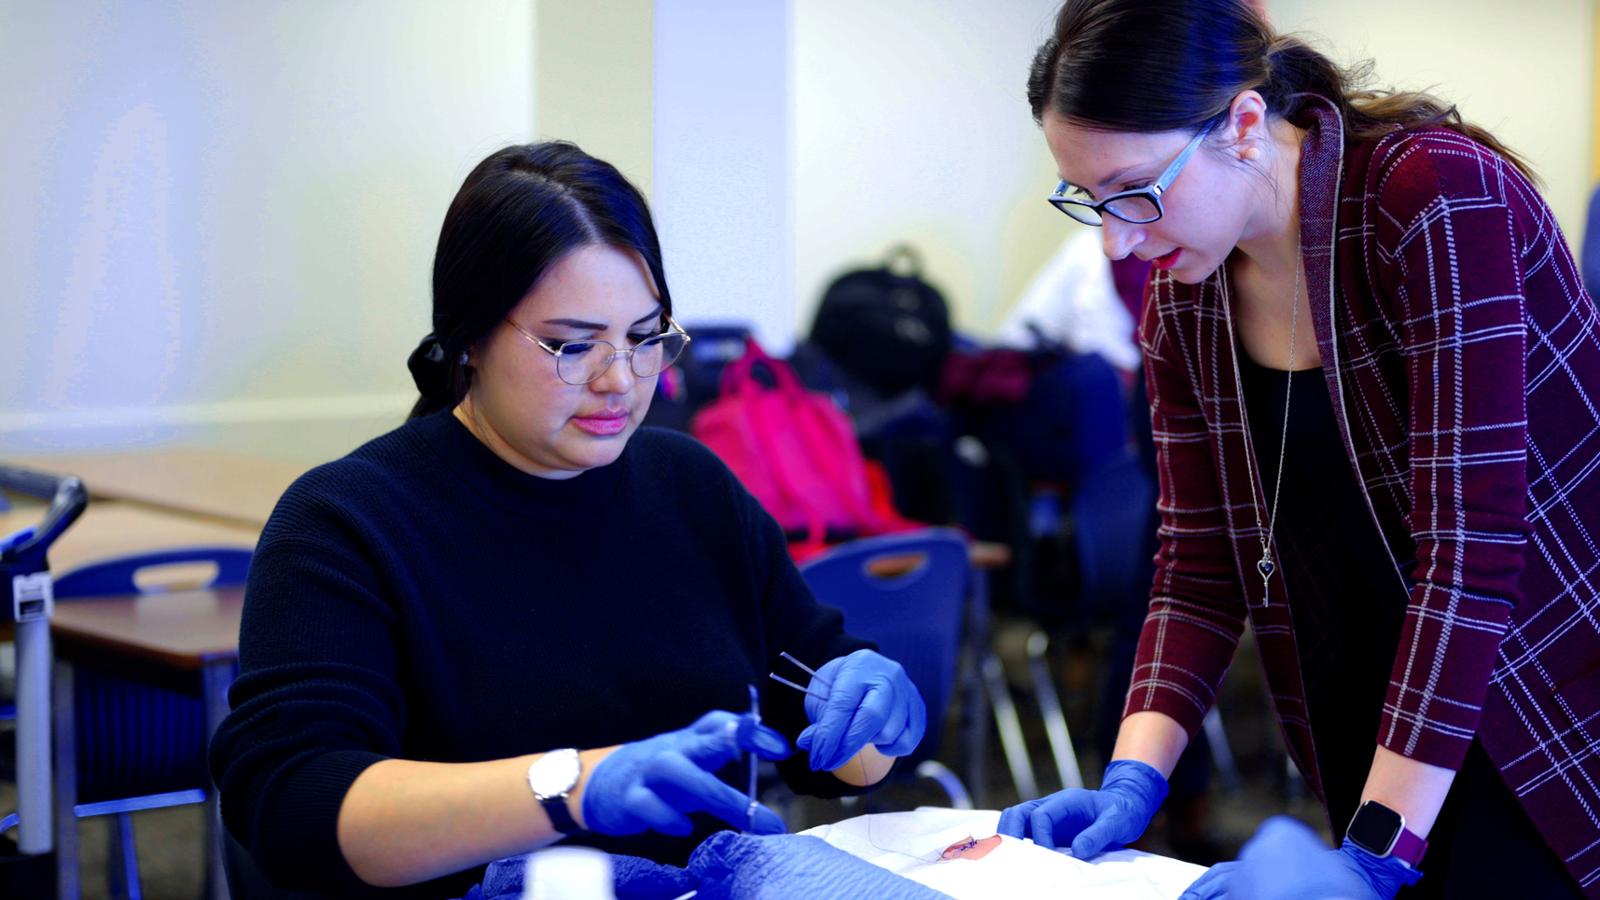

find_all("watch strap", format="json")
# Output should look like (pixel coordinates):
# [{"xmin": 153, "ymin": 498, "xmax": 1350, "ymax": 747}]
[
  {"xmin": 540, "ymin": 793, "xmax": 582, "ymax": 836},
  {"xmin": 1389, "ymin": 824, "xmax": 1428, "ymax": 868}
]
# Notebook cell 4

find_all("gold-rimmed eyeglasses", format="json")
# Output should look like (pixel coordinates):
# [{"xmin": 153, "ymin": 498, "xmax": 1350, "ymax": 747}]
[{"xmin": 505, "ymin": 315, "xmax": 692, "ymax": 386}]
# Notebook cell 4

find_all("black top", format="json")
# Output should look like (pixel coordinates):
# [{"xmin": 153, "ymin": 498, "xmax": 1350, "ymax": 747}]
[
  {"xmin": 1238, "ymin": 356, "xmax": 1411, "ymax": 835},
  {"xmin": 209, "ymin": 412, "xmax": 870, "ymax": 898}
]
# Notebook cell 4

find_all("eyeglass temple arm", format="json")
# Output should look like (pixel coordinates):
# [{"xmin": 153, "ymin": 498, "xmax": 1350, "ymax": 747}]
[{"xmin": 1153, "ymin": 124, "xmax": 1215, "ymax": 194}]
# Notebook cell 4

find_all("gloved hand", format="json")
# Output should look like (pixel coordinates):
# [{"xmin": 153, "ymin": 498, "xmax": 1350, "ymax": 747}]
[
  {"xmin": 996, "ymin": 759, "xmax": 1168, "ymax": 857},
  {"xmin": 1179, "ymin": 816, "xmax": 1423, "ymax": 900},
  {"xmin": 582, "ymin": 710, "xmax": 791, "ymax": 838},
  {"xmin": 795, "ymin": 649, "xmax": 926, "ymax": 772}
]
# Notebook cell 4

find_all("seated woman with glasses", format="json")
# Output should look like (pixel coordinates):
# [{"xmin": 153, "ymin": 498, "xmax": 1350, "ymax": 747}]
[{"xmin": 210, "ymin": 142, "xmax": 927, "ymax": 898}]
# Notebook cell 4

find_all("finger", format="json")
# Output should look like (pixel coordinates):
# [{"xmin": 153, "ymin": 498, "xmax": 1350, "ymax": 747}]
[
  {"xmin": 643, "ymin": 753, "xmax": 763, "ymax": 830},
  {"xmin": 1031, "ymin": 804, "xmax": 1060, "ymax": 851},
  {"xmin": 825, "ymin": 683, "xmax": 894, "ymax": 771},
  {"xmin": 1177, "ymin": 861, "xmax": 1239, "ymax": 900},
  {"xmin": 874, "ymin": 693, "xmax": 920, "ymax": 759},
  {"xmin": 1070, "ymin": 814, "xmax": 1125, "ymax": 859},
  {"xmin": 626, "ymin": 786, "xmax": 695, "ymax": 837},
  {"xmin": 808, "ymin": 665, "xmax": 872, "ymax": 771},
  {"xmin": 893, "ymin": 676, "xmax": 928, "ymax": 754},
  {"xmin": 642, "ymin": 755, "xmax": 785, "ymax": 834},
  {"xmin": 997, "ymin": 801, "xmax": 1039, "ymax": 838},
  {"xmin": 1031, "ymin": 791, "xmax": 1103, "ymax": 854},
  {"xmin": 679, "ymin": 714, "xmax": 787, "ymax": 769},
  {"xmin": 687, "ymin": 710, "xmax": 742, "ymax": 735},
  {"xmin": 733, "ymin": 718, "xmax": 791, "ymax": 761},
  {"xmin": 796, "ymin": 726, "xmax": 815, "ymax": 751}
]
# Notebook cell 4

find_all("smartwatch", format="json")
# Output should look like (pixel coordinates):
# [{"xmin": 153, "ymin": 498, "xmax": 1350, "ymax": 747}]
[
  {"xmin": 1345, "ymin": 799, "xmax": 1427, "ymax": 868},
  {"xmin": 527, "ymin": 748, "xmax": 584, "ymax": 836}
]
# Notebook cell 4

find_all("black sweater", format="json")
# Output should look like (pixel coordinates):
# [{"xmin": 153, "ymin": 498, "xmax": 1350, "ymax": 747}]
[{"xmin": 209, "ymin": 411, "xmax": 870, "ymax": 898}]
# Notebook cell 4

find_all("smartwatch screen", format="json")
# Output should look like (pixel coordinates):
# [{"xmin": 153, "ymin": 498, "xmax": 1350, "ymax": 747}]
[{"xmin": 1347, "ymin": 801, "xmax": 1403, "ymax": 855}]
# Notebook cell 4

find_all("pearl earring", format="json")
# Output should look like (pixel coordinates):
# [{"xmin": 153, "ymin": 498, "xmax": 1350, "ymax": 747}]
[
  {"xmin": 1239, "ymin": 146, "xmax": 1261, "ymax": 162},
  {"xmin": 458, "ymin": 351, "xmax": 469, "ymax": 365}
]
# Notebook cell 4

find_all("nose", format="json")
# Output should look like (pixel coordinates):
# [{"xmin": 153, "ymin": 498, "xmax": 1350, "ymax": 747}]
[
  {"xmin": 1100, "ymin": 217, "xmax": 1143, "ymax": 261},
  {"xmin": 590, "ymin": 348, "xmax": 637, "ymax": 395}
]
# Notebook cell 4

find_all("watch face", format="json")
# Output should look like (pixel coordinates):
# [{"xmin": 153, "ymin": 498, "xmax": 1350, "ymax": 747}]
[
  {"xmin": 528, "ymin": 749, "xmax": 581, "ymax": 799},
  {"xmin": 1348, "ymin": 801, "xmax": 1404, "ymax": 855}
]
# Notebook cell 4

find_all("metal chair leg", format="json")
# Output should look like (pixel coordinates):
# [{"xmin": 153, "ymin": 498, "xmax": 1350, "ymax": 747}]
[
  {"xmin": 107, "ymin": 813, "xmax": 142, "ymax": 900},
  {"xmin": 1201, "ymin": 707, "xmax": 1242, "ymax": 793},
  {"xmin": 960, "ymin": 564, "xmax": 993, "ymax": 808},
  {"xmin": 1026, "ymin": 631, "xmax": 1083, "ymax": 790},
  {"xmin": 53, "ymin": 660, "xmax": 79, "ymax": 900},
  {"xmin": 980, "ymin": 649, "xmax": 1037, "ymax": 801}
]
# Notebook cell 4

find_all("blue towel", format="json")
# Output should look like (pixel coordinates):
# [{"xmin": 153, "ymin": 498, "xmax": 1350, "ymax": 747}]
[{"xmin": 462, "ymin": 832, "xmax": 947, "ymax": 900}]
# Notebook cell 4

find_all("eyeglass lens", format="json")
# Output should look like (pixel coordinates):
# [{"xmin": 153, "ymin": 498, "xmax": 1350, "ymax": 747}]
[
  {"xmin": 555, "ymin": 332, "xmax": 689, "ymax": 385},
  {"xmin": 1051, "ymin": 193, "xmax": 1161, "ymax": 226}
]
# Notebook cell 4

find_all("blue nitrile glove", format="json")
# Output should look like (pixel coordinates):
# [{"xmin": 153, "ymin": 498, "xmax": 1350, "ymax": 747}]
[
  {"xmin": 1179, "ymin": 815, "xmax": 1423, "ymax": 900},
  {"xmin": 996, "ymin": 759, "xmax": 1168, "ymax": 856},
  {"xmin": 795, "ymin": 649, "xmax": 927, "ymax": 772},
  {"xmin": 582, "ymin": 710, "xmax": 791, "ymax": 838}
]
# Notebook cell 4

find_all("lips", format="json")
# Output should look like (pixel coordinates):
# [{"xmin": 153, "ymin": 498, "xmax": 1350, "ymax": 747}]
[
  {"xmin": 571, "ymin": 409, "xmax": 629, "ymax": 436},
  {"xmin": 1151, "ymin": 248, "xmax": 1182, "ymax": 269}
]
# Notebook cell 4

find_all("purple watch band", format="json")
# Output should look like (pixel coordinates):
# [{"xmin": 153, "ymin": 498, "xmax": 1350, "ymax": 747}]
[{"xmin": 1389, "ymin": 825, "xmax": 1428, "ymax": 867}]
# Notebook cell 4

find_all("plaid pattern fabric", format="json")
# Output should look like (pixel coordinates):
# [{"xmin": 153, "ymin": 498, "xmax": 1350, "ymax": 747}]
[{"xmin": 1128, "ymin": 98, "xmax": 1600, "ymax": 894}]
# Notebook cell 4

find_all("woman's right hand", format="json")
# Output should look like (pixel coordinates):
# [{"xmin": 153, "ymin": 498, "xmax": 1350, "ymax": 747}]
[
  {"xmin": 580, "ymin": 710, "xmax": 792, "ymax": 838},
  {"xmin": 996, "ymin": 759, "xmax": 1169, "ymax": 858}
]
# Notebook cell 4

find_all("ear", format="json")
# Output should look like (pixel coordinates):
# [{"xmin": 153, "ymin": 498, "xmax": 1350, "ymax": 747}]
[{"xmin": 1224, "ymin": 89, "xmax": 1271, "ymax": 161}]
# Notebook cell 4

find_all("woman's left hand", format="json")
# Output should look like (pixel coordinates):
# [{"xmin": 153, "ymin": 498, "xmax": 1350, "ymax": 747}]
[
  {"xmin": 797, "ymin": 649, "xmax": 926, "ymax": 772},
  {"xmin": 1180, "ymin": 816, "xmax": 1422, "ymax": 900}
]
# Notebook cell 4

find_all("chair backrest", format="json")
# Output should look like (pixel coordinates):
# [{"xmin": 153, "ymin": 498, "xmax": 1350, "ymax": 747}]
[
  {"xmin": 53, "ymin": 545, "xmax": 253, "ymax": 598},
  {"xmin": 799, "ymin": 528, "xmax": 970, "ymax": 765},
  {"xmin": 1070, "ymin": 453, "xmax": 1157, "ymax": 622}
]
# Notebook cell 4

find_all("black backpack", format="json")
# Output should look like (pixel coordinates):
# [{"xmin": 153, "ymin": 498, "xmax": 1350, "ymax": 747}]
[{"xmin": 809, "ymin": 245, "xmax": 953, "ymax": 397}]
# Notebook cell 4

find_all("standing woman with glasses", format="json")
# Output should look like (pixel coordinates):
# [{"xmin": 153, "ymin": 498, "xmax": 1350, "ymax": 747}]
[
  {"xmin": 998, "ymin": 2, "xmax": 1600, "ymax": 898},
  {"xmin": 209, "ymin": 142, "xmax": 926, "ymax": 898}
]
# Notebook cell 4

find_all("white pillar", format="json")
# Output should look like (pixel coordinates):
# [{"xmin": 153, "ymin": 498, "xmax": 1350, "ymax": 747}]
[{"xmin": 652, "ymin": 0, "xmax": 796, "ymax": 352}]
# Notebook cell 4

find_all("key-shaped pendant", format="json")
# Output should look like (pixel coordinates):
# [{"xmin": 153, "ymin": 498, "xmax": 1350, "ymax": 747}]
[{"xmin": 1256, "ymin": 555, "xmax": 1275, "ymax": 606}]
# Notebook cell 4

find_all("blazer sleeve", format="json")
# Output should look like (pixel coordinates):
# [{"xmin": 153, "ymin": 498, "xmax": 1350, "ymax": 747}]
[
  {"xmin": 1370, "ymin": 132, "xmax": 1533, "ymax": 770},
  {"xmin": 1122, "ymin": 279, "xmax": 1252, "ymax": 735}
]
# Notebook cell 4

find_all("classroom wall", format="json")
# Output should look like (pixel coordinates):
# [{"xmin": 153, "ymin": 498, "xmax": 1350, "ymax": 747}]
[
  {"xmin": 1271, "ymin": 0, "xmax": 1594, "ymax": 254},
  {"xmin": 534, "ymin": 0, "xmax": 653, "ymax": 195},
  {"xmin": 0, "ymin": 2, "xmax": 535, "ymax": 462},
  {"xmin": 794, "ymin": 0, "xmax": 1066, "ymax": 339}
]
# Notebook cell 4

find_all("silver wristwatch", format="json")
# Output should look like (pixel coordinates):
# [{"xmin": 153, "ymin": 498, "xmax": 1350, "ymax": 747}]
[{"xmin": 526, "ymin": 748, "xmax": 583, "ymax": 835}]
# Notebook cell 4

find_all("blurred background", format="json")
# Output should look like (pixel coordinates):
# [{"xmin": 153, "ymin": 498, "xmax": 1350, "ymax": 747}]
[{"xmin": 3, "ymin": 0, "xmax": 1593, "ymax": 462}]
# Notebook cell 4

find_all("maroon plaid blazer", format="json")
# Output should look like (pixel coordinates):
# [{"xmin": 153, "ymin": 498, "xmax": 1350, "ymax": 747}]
[{"xmin": 1128, "ymin": 98, "xmax": 1600, "ymax": 894}]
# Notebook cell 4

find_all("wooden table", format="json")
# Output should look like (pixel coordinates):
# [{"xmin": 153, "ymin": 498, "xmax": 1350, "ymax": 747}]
[
  {"xmin": 49, "ymin": 586, "xmax": 243, "ymax": 900},
  {"xmin": 8, "ymin": 450, "xmax": 306, "ymax": 528}
]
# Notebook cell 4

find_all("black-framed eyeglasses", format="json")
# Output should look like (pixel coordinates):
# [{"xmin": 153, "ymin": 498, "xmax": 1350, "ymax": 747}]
[
  {"xmin": 1048, "ymin": 122, "xmax": 1215, "ymax": 227},
  {"xmin": 506, "ymin": 315, "xmax": 692, "ymax": 386}
]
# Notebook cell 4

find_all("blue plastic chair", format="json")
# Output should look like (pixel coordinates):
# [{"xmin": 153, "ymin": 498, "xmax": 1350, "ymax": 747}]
[
  {"xmin": 799, "ymin": 528, "xmax": 972, "ymax": 803},
  {"xmin": 52, "ymin": 546, "xmax": 252, "ymax": 900}
]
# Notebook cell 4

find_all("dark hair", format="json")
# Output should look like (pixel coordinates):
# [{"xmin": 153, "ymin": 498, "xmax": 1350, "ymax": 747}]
[
  {"xmin": 1026, "ymin": 0, "xmax": 1536, "ymax": 183},
  {"xmin": 406, "ymin": 141, "xmax": 672, "ymax": 419}
]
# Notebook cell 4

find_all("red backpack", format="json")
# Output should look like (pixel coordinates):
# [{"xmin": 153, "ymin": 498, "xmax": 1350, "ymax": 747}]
[{"xmin": 691, "ymin": 339, "xmax": 918, "ymax": 553}]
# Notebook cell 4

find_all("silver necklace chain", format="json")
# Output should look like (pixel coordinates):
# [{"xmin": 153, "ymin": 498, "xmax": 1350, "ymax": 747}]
[{"xmin": 1220, "ymin": 250, "xmax": 1302, "ymax": 607}]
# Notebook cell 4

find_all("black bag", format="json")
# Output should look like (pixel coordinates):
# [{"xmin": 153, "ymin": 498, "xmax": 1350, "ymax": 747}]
[{"xmin": 809, "ymin": 245, "xmax": 953, "ymax": 397}]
